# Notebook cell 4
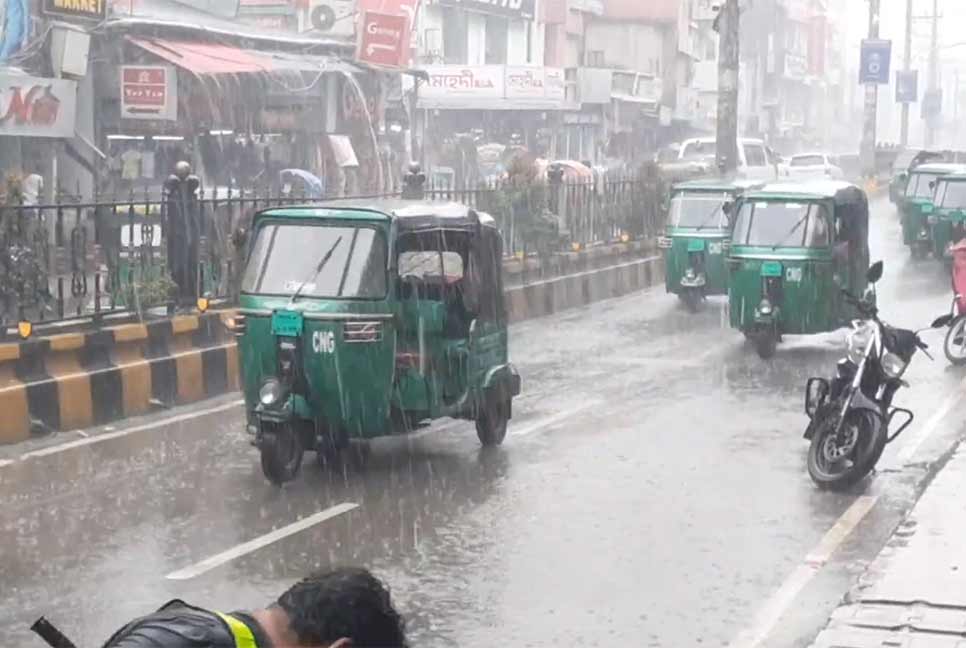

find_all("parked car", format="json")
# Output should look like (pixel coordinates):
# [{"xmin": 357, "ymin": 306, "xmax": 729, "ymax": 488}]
[
  {"xmin": 677, "ymin": 137, "xmax": 779, "ymax": 180},
  {"xmin": 786, "ymin": 153, "xmax": 844, "ymax": 179}
]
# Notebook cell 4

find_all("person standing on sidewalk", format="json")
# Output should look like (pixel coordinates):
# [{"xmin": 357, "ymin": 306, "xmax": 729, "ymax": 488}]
[{"xmin": 99, "ymin": 567, "xmax": 407, "ymax": 648}]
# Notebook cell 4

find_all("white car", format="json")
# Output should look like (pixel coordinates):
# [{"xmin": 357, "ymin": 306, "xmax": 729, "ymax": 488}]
[
  {"xmin": 677, "ymin": 137, "xmax": 779, "ymax": 179},
  {"xmin": 785, "ymin": 153, "xmax": 844, "ymax": 179}
]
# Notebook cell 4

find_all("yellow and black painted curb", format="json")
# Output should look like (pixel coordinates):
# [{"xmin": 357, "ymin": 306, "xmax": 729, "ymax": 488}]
[{"xmin": 0, "ymin": 313, "xmax": 239, "ymax": 444}]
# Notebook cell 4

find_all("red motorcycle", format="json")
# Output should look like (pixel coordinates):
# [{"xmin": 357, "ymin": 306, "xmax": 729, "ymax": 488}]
[{"xmin": 943, "ymin": 239, "xmax": 966, "ymax": 364}]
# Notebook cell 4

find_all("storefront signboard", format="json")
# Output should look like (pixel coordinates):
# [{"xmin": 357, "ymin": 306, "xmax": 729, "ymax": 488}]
[
  {"xmin": 0, "ymin": 73, "xmax": 77, "ymax": 138},
  {"xmin": 121, "ymin": 66, "xmax": 178, "ymax": 121},
  {"xmin": 421, "ymin": 66, "xmax": 506, "ymax": 101},
  {"xmin": 42, "ymin": 0, "xmax": 107, "ymax": 21}
]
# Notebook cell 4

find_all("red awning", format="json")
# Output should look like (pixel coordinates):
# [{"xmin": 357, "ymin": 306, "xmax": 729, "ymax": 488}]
[{"xmin": 127, "ymin": 37, "xmax": 278, "ymax": 75}]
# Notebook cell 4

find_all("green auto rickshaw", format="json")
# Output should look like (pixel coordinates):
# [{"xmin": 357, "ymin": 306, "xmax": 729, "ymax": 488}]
[
  {"xmin": 658, "ymin": 179, "xmax": 765, "ymax": 311},
  {"xmin": 900, "ymin": 163, "xmax": 966, "ymax": 258},
  {"xmin": 728, "ymin": 181, "xmax": 871, "ymax": 359},
  {"xmin": 926, "ymin": 173, "xmax": 966, "ymax": 263},
  {"xmin": 234, "ymin": 180, "xmax": 522, "ymax": 484}
]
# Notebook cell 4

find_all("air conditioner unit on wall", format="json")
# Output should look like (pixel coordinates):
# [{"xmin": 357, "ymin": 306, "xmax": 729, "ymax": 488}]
[{"xmin": 303, "ymin": 0, "xmax": 356, "ymax": 38}]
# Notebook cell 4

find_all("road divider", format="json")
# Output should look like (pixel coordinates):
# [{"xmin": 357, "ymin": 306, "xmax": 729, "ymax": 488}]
[{"xmin": 0, "ymin": 248, "xmax": 663, "ymax": 445}]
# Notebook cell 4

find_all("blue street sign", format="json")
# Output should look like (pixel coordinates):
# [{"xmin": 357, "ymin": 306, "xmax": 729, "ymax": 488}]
[
  {"xmin": 859, "ymin": 39, "xmax": 892, "ymax": 84},
  {"xmin": 896, "ymin": 70, "xmax": 918, "ymax": 103}
]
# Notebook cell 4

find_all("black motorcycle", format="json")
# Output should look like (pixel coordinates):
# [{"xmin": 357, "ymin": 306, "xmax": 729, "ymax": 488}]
[{"xmin": 802, "ymin": 261, "xmax": 952, "ymax": 490}]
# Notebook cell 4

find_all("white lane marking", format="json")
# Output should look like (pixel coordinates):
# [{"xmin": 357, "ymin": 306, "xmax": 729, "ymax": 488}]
[
  {"xmin": 15, "ymin": 399, "xmax": 245, "ymax": 462},
  {"xmin": 726, "ymin": 495, "xmax": 878, "ymax": 648},
  {"xmin": 895, "ymin": 376, "xmax": 966, "ymax": 464},
  {"xmin": 0, "ymin": 459, "xmax": 13, "ymax": 468},
  {"xmin": 512, "ymin": 402, "xmax": 600, "ymax": 437},
  {"xmin": 166, "ymin": 502, "xmax": 359, "ymax": 581}
]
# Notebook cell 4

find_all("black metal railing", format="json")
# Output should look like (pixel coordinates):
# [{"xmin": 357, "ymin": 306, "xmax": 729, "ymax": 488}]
[{"xmin": 0, "ymin": 175, "xmax": 663, "ymax": 329}]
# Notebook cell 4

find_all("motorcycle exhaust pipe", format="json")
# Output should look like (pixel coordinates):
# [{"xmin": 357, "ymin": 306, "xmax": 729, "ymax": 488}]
[{"xmin": 31, "ymin": 617, "xmax": 79, "ymax": 648}]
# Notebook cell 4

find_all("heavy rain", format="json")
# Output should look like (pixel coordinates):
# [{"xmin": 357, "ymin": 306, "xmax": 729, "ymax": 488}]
[{"xmin": 3, "ymin": 1, "xmax": 966, "ymax": 647}]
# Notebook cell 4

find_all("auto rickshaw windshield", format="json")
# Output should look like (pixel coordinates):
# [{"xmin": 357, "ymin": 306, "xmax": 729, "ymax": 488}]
[
  {"xmin": 906, "ymin": 172, "xmax": 941, "ymax": 198},
  {"xmin": 733, "ymin": 200, "xmax": 831, "ymax": 248},
  {"xmin": 241, "ymin": 221, "xmax": 388, "ymax": 299},
  {"xmin": 669, "ymin": 191, "xmax": 731, "ymax": 228},
  {"xmin": 937, "ymin": 181, "xmax": 966, "ymax": 209}
]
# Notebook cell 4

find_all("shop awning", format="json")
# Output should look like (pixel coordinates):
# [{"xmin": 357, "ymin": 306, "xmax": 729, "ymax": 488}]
[{"xmin": 127, "ymin": 37, "xmax": 359, "ymax": 76}]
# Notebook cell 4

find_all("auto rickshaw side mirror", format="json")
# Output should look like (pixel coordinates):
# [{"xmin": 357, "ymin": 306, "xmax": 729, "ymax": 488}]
[
  {"xmin": 867, "ymin": 260, "xmax": 884, "ymax": 284},
  {"xmin": 933, "ymin": 314, "xmax": 955, "ymax": 328}
]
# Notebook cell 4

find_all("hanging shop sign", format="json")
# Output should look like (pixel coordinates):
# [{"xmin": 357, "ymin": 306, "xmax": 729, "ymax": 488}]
[
  {"xmin": 0, "ymin": 73, "xmax": 77, "ymax": 138},
  {"xmin": 121, "ymin": 66, "xmax": 178, "ymax": 121},
  {"xmin": 356, "ymin": 10, "xmax": 409, "ymax": 69},
  {"xmin": 42, "ymin": 0, "xmax": 108, "ymax": 22},
  {"xmin": 438, "ymin": 0, "xmax": 535, "ymax": 20}
]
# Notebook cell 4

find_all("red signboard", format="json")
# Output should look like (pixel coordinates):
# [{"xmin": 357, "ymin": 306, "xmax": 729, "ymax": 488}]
[
  {"xmin": 356, "ymin": 10, "xmax": 409, "ymax": 69},
  {"xmin": 357, "ymin": 0, "xmax": 419, "ymax": 23},
  {"xmin": 121, "ymin": 65, "xmax": 177, "ymax": 121}
]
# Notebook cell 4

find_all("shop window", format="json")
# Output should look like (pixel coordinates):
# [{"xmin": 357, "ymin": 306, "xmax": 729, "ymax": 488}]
[
  {"xmin": 442, "ymin": 7, "xmax": 468, "ymax": 64},
  {"xmin": 485, "ymin": 15, "xmax": 508, "ymax": 65}
]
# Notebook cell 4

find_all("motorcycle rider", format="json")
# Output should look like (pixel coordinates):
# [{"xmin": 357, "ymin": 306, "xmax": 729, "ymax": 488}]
[{"xmin": 100, "ymin": 567, "xmax": 407, "ymax": 648}]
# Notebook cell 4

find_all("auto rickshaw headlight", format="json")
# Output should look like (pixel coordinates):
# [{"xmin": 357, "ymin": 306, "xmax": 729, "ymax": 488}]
[
  {"xmin": 259, "ymin": 378, "xmax": 286, "ymax": 408},
  {"xmin": 757, "ymin": 299, "xmax": 773, "ymax": 316}
]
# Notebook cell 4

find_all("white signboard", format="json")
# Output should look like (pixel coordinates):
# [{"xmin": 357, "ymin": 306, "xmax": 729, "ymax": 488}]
[
  {"xmin": 420, "ymin": 66, "xmax": 505, "ymax": 101},
  {"xmin": 544, "ymin": 67, "xmax": 566, "ymax": 101},
  {"xmin": 505, "ymin": 66, "xmax": 546, "ymax": 99},
  {"xmin": 0, "ymin": 74, "xmax": 77, "ymax": 138}
]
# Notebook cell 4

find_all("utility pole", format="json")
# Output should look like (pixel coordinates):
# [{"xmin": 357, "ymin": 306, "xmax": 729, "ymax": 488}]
[
  {"xmin": 715, "ymin": 0, "xmax": 740, "ymax": 176},
  {"xmin": 926, "ymin": 0, "xmax": 940, "ymax": 147},
  {"xmin": 860, "ymin": 0, "xmax": 880, "ymax": 180},
  {"xmin": 901, "ymin": 0, "xmax": 913, "ymax": 146}
]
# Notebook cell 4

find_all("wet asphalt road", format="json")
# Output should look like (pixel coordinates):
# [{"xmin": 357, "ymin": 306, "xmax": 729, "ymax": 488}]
[{"xmin": 2, "ymin": 198, "xmax": 966, "ymax": 647}]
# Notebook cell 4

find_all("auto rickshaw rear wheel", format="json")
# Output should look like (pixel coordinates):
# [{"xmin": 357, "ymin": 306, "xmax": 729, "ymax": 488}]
[
  {"xmin": 476, "ymin": 394, "xmax": 509, "ymax": 447},
  {"xmin": 259, "ymin": 422, "xmax": 304, "ymax": 486}
]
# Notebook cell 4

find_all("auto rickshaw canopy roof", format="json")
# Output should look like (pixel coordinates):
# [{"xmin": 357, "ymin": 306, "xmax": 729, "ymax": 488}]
[
  {"xmin": 908, "ymin": 163, "xmax": 966, "ymax": 175},
  {"xmin": 671, "ymin": 178, "xmax": 767, "ymax": 193},
  {"xmin": 255, "ymin": 200, "xmax": 499, "ymax": 234},
  {"xmin": 746, "ymin": 180, "xmax": 867, "ymax": 206}
]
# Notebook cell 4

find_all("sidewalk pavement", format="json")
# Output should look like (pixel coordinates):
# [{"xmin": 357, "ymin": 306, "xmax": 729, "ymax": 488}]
[{"xmin": 810, "ymin": 444, "xmax": 966, "ymax": 647}]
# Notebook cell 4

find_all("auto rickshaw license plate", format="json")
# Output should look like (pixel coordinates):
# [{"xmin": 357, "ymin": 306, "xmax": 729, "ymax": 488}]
[
  {"xmin": 271, "ymin": 310, "xmax": 304, "ymax": 336},
  {"xmin": 687, "ymin": 239, "xmax": 706, "ymax": 252},
  {"xmin": 760, "ymin": 261, "xmax": 783, "ymax": 277}
]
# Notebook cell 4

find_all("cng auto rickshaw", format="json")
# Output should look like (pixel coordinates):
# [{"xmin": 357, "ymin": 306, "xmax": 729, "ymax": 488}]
[
  {"xmin": 234, "ymin": 176, "xmax": 521, "ymax": 484},
  {"xmin": 925, "ymin": 173, "xmax": 966, "ymax": 263},
  {"xmin": 728, "ymin": 181, "xmax": 871, "ymax": 359},
  {"xmin": 658, "ymin": 179, "xmax": 765, "ymax": 311},
  {"xmin": 900, "ymin": 163, "xmax": 966, "ymax": 258}
]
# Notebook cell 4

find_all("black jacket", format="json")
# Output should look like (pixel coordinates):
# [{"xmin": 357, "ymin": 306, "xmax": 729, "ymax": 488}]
[{"xmin": 101, "ymin": 600, "xmax": 269, "ymax": 648}]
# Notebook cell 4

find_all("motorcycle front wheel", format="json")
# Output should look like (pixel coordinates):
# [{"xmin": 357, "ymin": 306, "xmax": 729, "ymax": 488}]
[
  {"xmin": 944, "ymin": 315, "xmax": 966, "ymax": 365},
  {"xmin": 807, "ymin": 407, "xmax": 883, "ymax": 491}
]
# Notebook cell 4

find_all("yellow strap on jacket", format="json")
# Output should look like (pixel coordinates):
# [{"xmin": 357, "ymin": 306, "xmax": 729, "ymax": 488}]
[{"xmin": 215, "ymin": 612, "xmax": 259, "ymax": 648}]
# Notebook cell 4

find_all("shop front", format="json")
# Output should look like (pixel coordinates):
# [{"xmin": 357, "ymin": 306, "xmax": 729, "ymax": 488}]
[
  {"xmin": 417, "ymin": 64, "xmax": 566, "ymax": 188},
  {"xmin": 93, "ymin": 37, "xmax": 387, "ymax": 198}
]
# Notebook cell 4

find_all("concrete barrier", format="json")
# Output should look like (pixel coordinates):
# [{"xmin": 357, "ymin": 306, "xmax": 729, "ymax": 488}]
[
  {"xmin": 0, "ymin": 313, "xmax": 239, "ymax": 444},
  {"xmin": 0, "ymin": 249, "xmax": 664, "ymax": 443}
]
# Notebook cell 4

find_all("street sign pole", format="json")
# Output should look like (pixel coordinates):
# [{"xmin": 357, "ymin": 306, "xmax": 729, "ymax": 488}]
[
  {"xmin": 861, "ymin": 0, "xmax": 882, "ymax": 180},
  {"xmin": 901, "ymin": 0, "xmax": 912, "ymax": 146}
]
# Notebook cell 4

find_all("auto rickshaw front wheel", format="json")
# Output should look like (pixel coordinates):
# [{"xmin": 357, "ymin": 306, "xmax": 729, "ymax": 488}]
[
  {"xmin": 259, "ymin": 422, "xmax": 304, "ymax": 486},
  {"xmin": 753, "ymin": 329, "xmax": 778, "ymax": 360},
  {"xmin": 476, "ymin": 394, "xmax": 510, "ymax": 447}
]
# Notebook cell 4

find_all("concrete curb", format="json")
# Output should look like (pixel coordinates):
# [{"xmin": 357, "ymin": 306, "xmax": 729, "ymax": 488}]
[
  {"xmin": 0, "ymin": 313, "xmax": 240, "ymax": 444},
  {"xmin": 0, "ymin": 250, "xmax": 664, "ymax": 443}
]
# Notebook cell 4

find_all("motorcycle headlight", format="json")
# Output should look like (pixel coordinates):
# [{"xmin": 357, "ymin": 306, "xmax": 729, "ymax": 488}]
[
  {"xmin": 259, "ymin": 378, "xmax": 286, "ymax": 408},
  {"xmin": 685, "ymin": 267, "xmax": 696, "ymax": 279},
  {"xmin": 846, "ymin": 322, "xmax": 875, "ymax": 364},
  {"xmin": 881, "ymin": 351, "xmax": 908, "ymax": 379},
  {"xmin": 757, "ymin": 298, "xmax": 773, "ymax": 316}
]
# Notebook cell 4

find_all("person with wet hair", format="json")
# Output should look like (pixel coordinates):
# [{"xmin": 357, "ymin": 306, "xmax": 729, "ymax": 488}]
[{"xmin": 99, "ymin": 567, "xmax": 407, "ymax": 648}]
